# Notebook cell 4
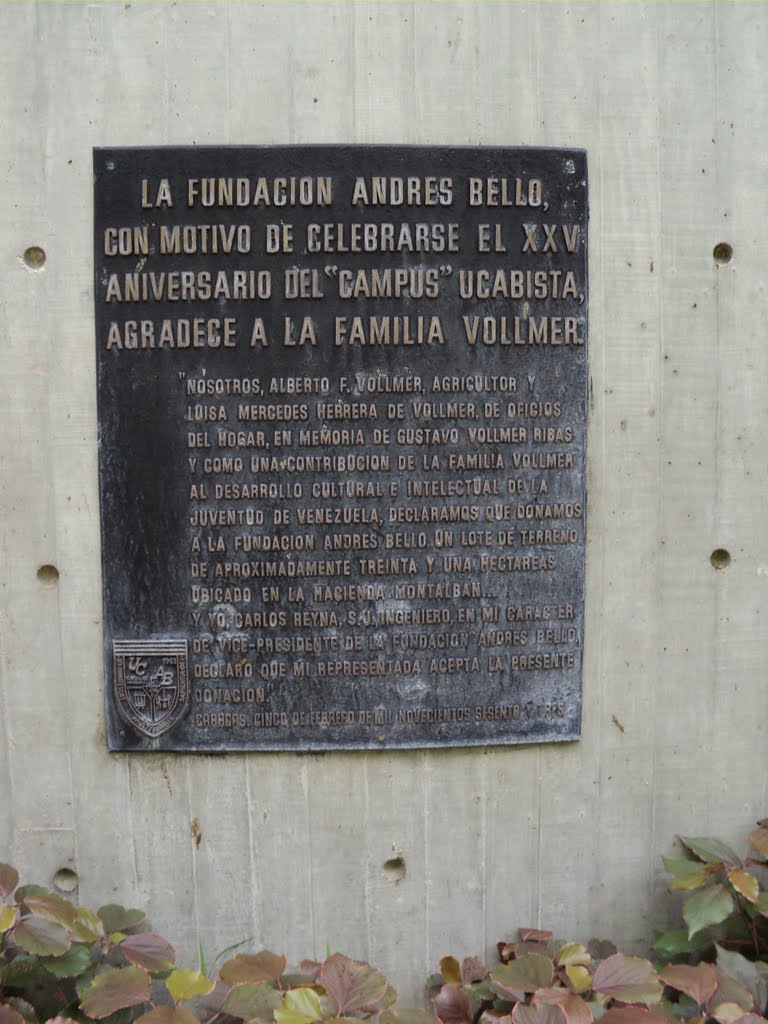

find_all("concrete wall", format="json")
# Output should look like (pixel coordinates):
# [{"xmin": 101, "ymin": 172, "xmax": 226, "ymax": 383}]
[{"xmin": 2, "ymin": 0, "xmax": 767, "ymax": 1003}]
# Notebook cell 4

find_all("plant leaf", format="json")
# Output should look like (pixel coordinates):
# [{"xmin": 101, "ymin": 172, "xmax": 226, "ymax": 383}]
[
  {"xmin": 712, "ymin": 1005, "xmax": 754, "ymax": 1024},
  {"xmin": 320, "ymin": 954, "xmax": 389, "ymax": 1014},
  {"xmin": 659, "ymin": 964, "xmax": 717, "ymax": 1008},
  {"xmin": 600, "ymin": 1010, "xmax": 673, "ymax": 1024},
  {"xmin": 534, "ymin": 987, "xmax": 593, "ymax": 1024},
  {"xmin": 683, "ymin": 885, "xmax": 735, "ymax": 938},
  {"xmin": 680, "ymin": 838, "xmax": 741, "ymax": 867},
  {"xmin": 72, "ymin": 907, "xmax": 104, "ymax": 943},
  {"xmin": 97, "ymin": 906, "xmax": 146, "ymax": 934},
  {"xmin": 218, "ymin": 950, "xmax": 287, "ymax": 985},
  {"xmin": 0, "ymin": 905, "xmax": 17, "ymax": 933},
  {"xmin": 663, "ymin": 858, "xmax": 720, "ymax": 892},
  {"xmin": 165, "ymin": 969, "xmax": 215, "ymax": 1003},
  {"xmin": 79, "ymin": 965, "xmax": 152, "ymax": 1019},
  {"xmin": 433, "ymin": 985, "xmax": 474, "ymax": 1024},
  {"xmin": 520, "ymin": 929, "xmax": 554, "ymax": 943},
  {"xmin": 183, "ymin": 979, "xmax": 228, "ymax": 1021},
  {"xmin": 0, "ymin": 866, "xmax": 19, "ymax": 899},
  {"xmin": 40, "ymin": 944, "xmax": 93, "ymax": 979},
  {"xmin": 133, "ymin": 1007, "xmax": 200, "ymax": 1024},
  {"xmin": 15, "ymin": 885, "xmax": 50, "ymax": 903},
  {"xmin": 462, "ymin": 958, "xmax": 488, "ymax": 984},
  {"xmin": 592, "ymin": 955, "xmax": 662, "ymax": 1004},
  {"xmin": 652, "ymin": 930, "xmax": 699, "ymax": 958},
  {"xmin": 588, "ymin": 940, "xmax": 617, "ymax": 961},
  {"xmin": 748, "ymin": 830, "xmax": 768, "ymax": 861},
  {"xmin": 0, "ymin": 1007, "xmax": 25, "ymax": 1024},
  {"xmin": 120, "ymin": 933, "xmax": 176, "ymax": 973},
  {"xmin": 715, "ymin": 947, "xmax": 767, "ymax": 1014},
  {"xmin": 727, "ymin": 870, "xmax": 759, "ymax": 905},
  {"xmin": 2, "ymin": 999, "xmax": 36, "ymax": 1024},
  {"xmin": 274, "ymin": 988, "xmax": 323, "ymax": 1024},
  {"xmin": 731, "ymin": 1016, "xmax": 768, "ymax": 1024},
  {"xmin": 440, "ymin": 958, "xmax": 462, "ymax": 985},
  {"xmin": 0, "ymin": 955, "xmax": 55, "ymax": 987},
  {"xmin": 14, "ymin": 916, "xmax": 71, "ymax": 956},
  {"xmin": 491, "ymin": 956, "xmax": 555, "ymax": 996},
  {"xmin": 565, "ymin": 966, "xmax": 592, "ymax": 994},
  {"xmin": 221, "ymin": 982, "xmax": 281, "ymax": 1022},
  {"xmin": 24, "ymin": 894, "xmax": 77, "ymax": 928},
  {"xmin": 95, "ymin": 1008, "xmax": 135, "ymax": 1024},
  {"xmin": 380, "ymin": 1011, "xmax": 440, "ymax": 1024},
  {"xmin": 709, "ymin": 969, "xmax": 755, "ymax": 1015},
  {"xmin": 514, "ymin": 1006, "xmax": 565, "ymax": 1024},
  {"xmin": 558, "ymin": 945, "xmax": 592, "ymax": 968}
]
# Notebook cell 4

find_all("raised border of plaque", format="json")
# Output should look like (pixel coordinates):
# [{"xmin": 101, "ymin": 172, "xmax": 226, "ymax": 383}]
[{"xmin": 95, "ymin": 145, "xmax": 587, "ymax": 752}]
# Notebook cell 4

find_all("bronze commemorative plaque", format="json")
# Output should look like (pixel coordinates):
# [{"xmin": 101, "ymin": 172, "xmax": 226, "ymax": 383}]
[{"xmin": 94, "ymin": 145, "xmax": 587, "ymax": 751}]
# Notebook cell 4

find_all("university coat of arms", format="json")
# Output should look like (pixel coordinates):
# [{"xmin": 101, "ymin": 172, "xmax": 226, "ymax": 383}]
[{"xmin": 113, "ymin": 640, "xmax": 189, "ymax": 738}]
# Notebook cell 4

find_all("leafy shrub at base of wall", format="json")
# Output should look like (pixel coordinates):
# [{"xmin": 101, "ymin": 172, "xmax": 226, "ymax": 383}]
[{"xmin": 4, "ymin": 821, "xmax": 768, "ymax": 1024}]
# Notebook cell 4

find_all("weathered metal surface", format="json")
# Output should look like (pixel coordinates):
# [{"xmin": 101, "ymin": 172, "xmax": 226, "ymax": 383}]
[{"xmin": 94, "ymin": 145, "xmax": 588, "ymax": 751}]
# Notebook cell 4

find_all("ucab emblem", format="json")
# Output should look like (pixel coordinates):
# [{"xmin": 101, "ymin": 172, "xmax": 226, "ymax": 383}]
[{"xmin": 113, "ymin": 639, "xmax": 189, "ymax": 738}]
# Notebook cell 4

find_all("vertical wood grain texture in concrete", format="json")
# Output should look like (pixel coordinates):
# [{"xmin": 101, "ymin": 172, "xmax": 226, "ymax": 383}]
[{"xmin": 1, "ymin": 0, "xmax": 767, "ymax": 1002}]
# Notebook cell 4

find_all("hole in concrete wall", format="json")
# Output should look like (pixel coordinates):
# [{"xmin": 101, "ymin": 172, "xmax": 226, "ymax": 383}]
[
  {"xmin": 37, "ymin": 564, "xmax": 60, "ymax": 586},
  {"xmin": 23, "ymin": 246, "xmax": 46, "ymax": 270},
  {"xmin": 710, "ymin": 548, "xmax": 731, "ymax": 570},
  {"xmin": 713, "ymin": 242, "xmax": 733, "ymax": 265},
  {"xmin": 53, "ymin": 867, "xmax": 78, "ymax": 892},
  {"xmin": 382, "ymin": 856, "xmax": 406, "ymax": 883}
]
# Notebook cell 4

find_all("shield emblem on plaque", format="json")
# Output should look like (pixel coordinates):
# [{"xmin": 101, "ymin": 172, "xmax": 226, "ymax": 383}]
[{"xmin": 113, "ymin": 639, "xmax": 189, "ymax": 737}]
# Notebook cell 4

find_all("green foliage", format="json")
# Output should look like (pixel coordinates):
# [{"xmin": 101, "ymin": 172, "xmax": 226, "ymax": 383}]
[
  {"xmin": 428, "ymin": 821, "xmax": 768, "ymax": 1024},
  {"xmin": 6, "ymin": 818, "xmax": 768, "ymax": 1024},
  {"xmin": 429, "ymin": 927, "xmax": 768, "ymax": 1024},
  {"xmin": 655, "ymin": 820, "xmax": 768, "ymax": 961},
  {"xmin": 0, "ymin": 864, "xmax": 422, "ymax": 1024}
]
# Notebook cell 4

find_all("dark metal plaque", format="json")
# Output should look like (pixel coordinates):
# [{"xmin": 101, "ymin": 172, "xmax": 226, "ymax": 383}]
[{"xmin": 94, "ymin": 145, "xmax": 587, "ymax": 752}]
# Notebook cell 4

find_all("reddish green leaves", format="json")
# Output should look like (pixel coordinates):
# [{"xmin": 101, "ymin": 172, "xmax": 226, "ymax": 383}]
[
  {"xmin": 0, "ymin": 867, "xmax": 19, "ymax": 900},
  {"xmin": 41, "ymin": 944, "xmax": 92, "ymax": 979},
  {"xmin": 320, "ymin": 954, "xmax": 389, "ymax": 1015},
  {"xmin": 274, "ymin": 988, "xmax": 323, "ymax": 1024},
  {"xmin": 13, "ymin": 917, "xmax": 70, "ymax": 957},
  {"xmin": 433, "ymin": 985, "xmax": 473, "ymax": 1024},
  {"xmin": 748, "ymin": 828, "xmax": 768, "ymax": 860},
  {"xmin": 134, "ymin": 1006, "xmax": 200, "ymax": 1024},
  {"xmin": 79, "ymin": 966, "xmax": 152, "ymax": 1019},
  {"xmin": 600, "ymin": 1009, "xmax": 673, "ymax": 1024},
  {"xmin": 591, "ymin": 955, "xmax": 662, "ymax": 1004},
  {"xmin": 219, "ymin": 951, "xmax": 286, "ymax": 986},
  {"xmin": 491, "ymin": 956, "xmax": 555, "ymax": 997},
  {"xmin": 220, "ymin": 982, "xmax": 281, "ymax": 1022},
  {"xmin": 659, "ymin": 963, "xmax": 717, "ymax": 1007},
  {"xmin": 381, "ymin": 1010, "xmax": 440, "ymax": 1024},
  {"xmin": 513, "ymin": 1005, "xmax": 565, "ymax": 1024},
  {"xmin": 533, "ymin": 987, "xmax": 593, "ymax": 1024},
  {"xmin": 120, "ymin": 933, "xmax": 176, "ymax": 973},
  {"xmin": 461, "ymin": 958, "xmax": 488, "ymax": 984},
  {"xmin": 97, "ymin": 905, "xmax": 146, "ymax": 934},
  {"xmin": 23, "ymin": 895, "xmax": 76, "ymax": 929},
  {"xmin": 0, "ymin": 1006, "xmax": 25, "ymax": 1024}
]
